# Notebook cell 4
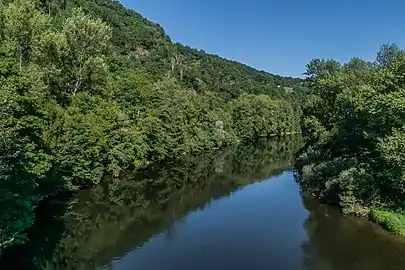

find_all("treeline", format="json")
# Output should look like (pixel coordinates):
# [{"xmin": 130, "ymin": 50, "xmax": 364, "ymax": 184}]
[
  {"xmin": 0, "ymin": 0, "xmax": 301, "ymax": 253},
  {"xmin": 1, "ymin": 137, "xmax": 302, "ymax": 269},
  {"xmin": 296, "ymin": 44, "xmax": 405, "ymax": 234}
]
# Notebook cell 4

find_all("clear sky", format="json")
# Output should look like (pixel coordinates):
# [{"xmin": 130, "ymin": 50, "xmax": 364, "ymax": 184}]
[{"xmin": 121, "ymin": 0, "xmax": 405, "ymax": 77}]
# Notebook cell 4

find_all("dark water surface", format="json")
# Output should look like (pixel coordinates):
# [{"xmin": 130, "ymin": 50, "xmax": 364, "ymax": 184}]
[{"xmin": 3, "ymin": 137, "xmax": 405, "ymax": 270}]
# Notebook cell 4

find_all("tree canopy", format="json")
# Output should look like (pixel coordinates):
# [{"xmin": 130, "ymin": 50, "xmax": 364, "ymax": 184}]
[
  {"xmin": 0, "ymin": 0, "xmax": 302, "ymax": 253},
  {"xmin": 296, "ymin": 44, "xmax": 405, "ymax": 234}
]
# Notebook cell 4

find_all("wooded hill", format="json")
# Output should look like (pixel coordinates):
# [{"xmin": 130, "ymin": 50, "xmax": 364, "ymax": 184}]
[
  {"xmin": 0, "ymin": 0, "xmax": 303, "ymax": 253},
  {"xmin": 71, "ymin": 0, "xmax": 303, "ymax": 100}
]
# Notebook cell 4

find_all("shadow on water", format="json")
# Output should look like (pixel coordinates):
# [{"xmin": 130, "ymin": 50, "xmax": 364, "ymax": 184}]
[
  {"xmin": 0, "ymin": 191, "xmax": 72, "ymax": 270},
  {"xmin": 301, "ymin": 197, "xmax": 405, "ymax": 270},
  {"xmin": 5, "ymin": 135, "xmax": 405, "ymax": 270},
  {"xmin": 1, "ymin": 136, "xmax": 302, "ymax": 270}
]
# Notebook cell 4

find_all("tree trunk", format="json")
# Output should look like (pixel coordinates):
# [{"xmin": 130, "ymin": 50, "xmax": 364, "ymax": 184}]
[
  {"xmin": 19, "ymin": 45, "xmax": 22, "ymax": 73},
  {"xmin": 73, "ymin": 79, "xmax": 81, "ymax": 95},
  {"xmin": 171, "ymin": 57, "xmax": 175, "ymax": 72}
]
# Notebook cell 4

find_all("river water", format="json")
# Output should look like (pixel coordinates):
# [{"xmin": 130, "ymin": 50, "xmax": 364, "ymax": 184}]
[{"xmin": 3, "ymin": 137, "xmax": 405, "ymax": 270}]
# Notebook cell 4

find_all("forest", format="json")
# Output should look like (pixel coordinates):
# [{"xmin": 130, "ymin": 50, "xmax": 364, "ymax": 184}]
[
  {"xmin": 296, "ymin": 44, "xmax": 405, "ymax": 235},
  {"xmin": 0, "ymin": 0, "xmax": 303, "ymax": 254}
]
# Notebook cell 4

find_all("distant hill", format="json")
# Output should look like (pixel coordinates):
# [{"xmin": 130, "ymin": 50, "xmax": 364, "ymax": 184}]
[{"xmin": 71, "ymin": 0, "xmax": 302, "ymax": 100}]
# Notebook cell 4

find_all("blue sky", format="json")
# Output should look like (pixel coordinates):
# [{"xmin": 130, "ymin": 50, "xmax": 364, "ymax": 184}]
[{"xmin": 121, "ymin": 0, "xmax": 405, "ymax": 77}]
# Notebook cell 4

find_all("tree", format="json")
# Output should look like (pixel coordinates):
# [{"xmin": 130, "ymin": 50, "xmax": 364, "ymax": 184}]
[
  {"xmin": 3, "ymin": 0, "xmax": 50, "ymax": 73},
  {"xmin": 0, "ymin": 51, "xmax": 52, "ymax": 253},
  {"xmin": 40, "ymin": 8, "xmax": 111, "ymax": 104},
  {"xmin": 0, "ymin": 0, "xmax": 304, "ymax": 255},
  {"xmin": 297, "ymin": 44, "xmax": 405, "ymax": 234},
  {"xmin": 376, "ymin": 44, "xmax": 403, "ymax": 67}
]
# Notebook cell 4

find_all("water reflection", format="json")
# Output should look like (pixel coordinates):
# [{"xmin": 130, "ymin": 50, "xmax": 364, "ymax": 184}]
[
  {"xmin": 5, "ymin": 135, "xmax": 405, "ymax": 270},
  {"xmin": 2, "ymin": 136, "xmax": 301, "ymax": 269},
  {"xmin": 301, "ymin": 197, "xmax": 405, "ymax": 270},
  {"xmin": 59, "ymin": 137, "xmax": 301, "ymax": 270}
]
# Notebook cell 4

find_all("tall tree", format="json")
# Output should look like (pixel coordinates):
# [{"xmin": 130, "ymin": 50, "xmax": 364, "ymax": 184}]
[{"xmin": 3, "ymin": 0, "xmax": 50, "ymax": 73}]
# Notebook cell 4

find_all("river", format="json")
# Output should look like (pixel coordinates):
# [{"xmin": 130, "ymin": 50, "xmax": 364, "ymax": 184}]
[{"xmin": 3, "ymin": 136, "xmax": 405, "ymax": 270}]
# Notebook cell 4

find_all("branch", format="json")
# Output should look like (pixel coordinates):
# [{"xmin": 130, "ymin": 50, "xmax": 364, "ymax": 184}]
[{"xmin": 0, "ymin": 232, "xmax": 17, "ymax": 248}]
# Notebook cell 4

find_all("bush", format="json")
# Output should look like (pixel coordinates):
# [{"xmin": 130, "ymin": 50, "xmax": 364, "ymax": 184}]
[{"xmin": 370, "ymin": 209, "xmax": 405, "ymax": 236}]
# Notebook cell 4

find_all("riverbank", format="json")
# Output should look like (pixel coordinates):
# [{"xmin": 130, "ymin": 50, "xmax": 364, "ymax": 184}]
[
  {"xmin": 296, "ymin": 45, "xmax": 405, "ymax": 241},
  {"xmin": 370, "ymin": 210, "xmax": 405, "ymax": 236},
  {"xmin": 296, "ymin": 177, "xmax": 405, "ymax": 237},
  {"xmin": 4, "ymin": 135, "xmax": 405, "ymax": 269},
  {"xmin": 0, "ymin": 137, "xmax": 302, "ymax": 269}
]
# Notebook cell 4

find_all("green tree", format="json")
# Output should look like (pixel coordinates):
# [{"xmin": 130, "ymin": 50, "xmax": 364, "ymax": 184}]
[
  {"xmin": 0, "ymin": 49, "xmax": 52, "ymax": 252},
  {"xmin": 0, "ymin": 0, "xmax": 303, "ymax": 255},
  {"xmin": 297, "ymin": 44, "xmax": 405, "ymax": 233},
  {"xmin": 39, "ymin": 8, "xmax": 111, "ymax": 104},
  {"xmin": 3, "ymin": 0, "xmax": 50, "ymax": 73}
]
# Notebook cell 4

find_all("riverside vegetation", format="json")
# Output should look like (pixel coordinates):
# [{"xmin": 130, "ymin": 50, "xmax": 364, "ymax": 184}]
[
  {"xmin": 5, "ymin": 0, "xmax": 405, "ymax": 261},
  {"xmin": 296, "ymin": 44, "xmax": 405, "ymax": 235},
  {"xmin": 1, "ymin": 137, "xmax": 302, "ymax": 269},
  {"xmin": 0, "ymin": 0, "xmax": 303, "ymax": 254}
]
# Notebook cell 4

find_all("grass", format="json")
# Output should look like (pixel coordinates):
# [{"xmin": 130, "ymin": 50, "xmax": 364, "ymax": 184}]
[{"xmin": 370, "ymin": 209, "xmax": 405, "ymax": 236}]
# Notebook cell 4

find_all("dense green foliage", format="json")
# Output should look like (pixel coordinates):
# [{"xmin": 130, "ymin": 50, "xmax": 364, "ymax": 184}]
[
  {"xmin": 370, "ymin": 210, "xmax": 405, "ymax": 236},
  {"xmin": 0, "ymin": 0, "xmax": 302, "ymax": 253},
  {"xmin": 0, "ymin": 137, "xmax": 302, "ymax": 269},
  {"xmin": 296, "ymin": 44, "xmax": 405, "ymax": 234}
]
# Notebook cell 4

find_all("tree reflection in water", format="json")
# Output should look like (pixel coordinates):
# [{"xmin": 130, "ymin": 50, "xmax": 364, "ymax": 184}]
[
  {"xmin": 301, "ymin": 197, "xmax": 405, "ymax": 270},
  {"xmin": 2, "ymin": 136, "xmax": 301, "ymax": 270}
]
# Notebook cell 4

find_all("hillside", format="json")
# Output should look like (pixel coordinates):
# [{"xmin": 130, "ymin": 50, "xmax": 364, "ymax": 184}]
[
  {"xmin": 0, "ymin": 0, "xmax": 302, "ymax": 254},
  {"xmin": 71, "ymin": 0, "xmax": 302, "ymax": 100}
]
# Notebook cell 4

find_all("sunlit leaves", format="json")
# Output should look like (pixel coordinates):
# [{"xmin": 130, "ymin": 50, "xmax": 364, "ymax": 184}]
[
  {"xmin": 0, "ymin": 0, "xmax": 304, "ymax": 255},
  {"xmin": 298, "ymin": 43, "xmax": 405, "ymax": 221}
]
